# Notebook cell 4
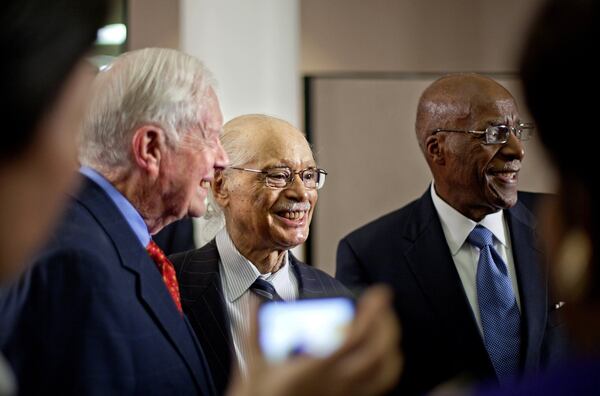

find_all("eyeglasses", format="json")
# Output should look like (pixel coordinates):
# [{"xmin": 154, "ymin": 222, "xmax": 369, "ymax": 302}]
[
  {"xmin": 432, "ymin": 123, "xmax": 534, "ymax": 145},
  {"xmin": 229, "ymin": 166, "xmax": 328, "ymax": 190}
]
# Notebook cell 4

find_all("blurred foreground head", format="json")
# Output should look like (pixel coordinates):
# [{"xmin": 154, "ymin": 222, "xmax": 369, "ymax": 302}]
[
  {"xmin": 521, "ymin": 0, "xmax": 599, "ymax": 350},
  {"xmin": 0, "ymin": 0, "xmax": 108, "ymax": 280}
]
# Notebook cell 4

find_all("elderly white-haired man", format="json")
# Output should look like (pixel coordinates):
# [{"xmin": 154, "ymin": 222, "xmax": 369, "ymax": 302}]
[
  {"xmin": 171, "ymin": 114, "xmax": 355, "ymax": 394},
  {"xmin": 0, "ymin": 47, "xmax": 226, "ymax": 394},
  {"xmin": 1, "ymin": 50, "xmax": 401, "ymax": 396}
]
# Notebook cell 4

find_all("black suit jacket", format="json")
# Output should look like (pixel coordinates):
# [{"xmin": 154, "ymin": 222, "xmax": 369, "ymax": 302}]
[
  {"xmin": 170, "ymin": 240, "xmax": 350, "ymax": 395},
  {"xmin": 336, "ymin": 189, "xmax": 568, "ymax": 395},
  {"xmin": 0, "ymin": 176, "xmax": 215, "ymax": 395},
  {"xmin": 154, "ymin": 218, "xmax": 196, "ymax": 256}
]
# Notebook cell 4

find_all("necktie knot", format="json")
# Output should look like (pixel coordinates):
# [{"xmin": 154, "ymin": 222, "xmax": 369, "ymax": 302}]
[
  {"xmin": 467, "ymin": 225, "xmax": 494, "ymax": 249},
  {"xmin": 250, "ymin": 278, "xmax": 282, "ymax": 301},
  {"xmin": 146, "ymin": 240, "xmax": 167, "ymax": 262}
]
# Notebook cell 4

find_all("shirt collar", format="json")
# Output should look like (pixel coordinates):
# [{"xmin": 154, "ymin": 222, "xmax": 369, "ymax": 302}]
[
  {"xmin": 430, "ymin": 183, "xmax": 507, "ymax": 255},
  {"xmin": 80, "ymin": 166, "xmax": 151, "ymax": 248},
  {"xmin": 216, "ymin": 228, "xmax": 290, "ymax": 302}
]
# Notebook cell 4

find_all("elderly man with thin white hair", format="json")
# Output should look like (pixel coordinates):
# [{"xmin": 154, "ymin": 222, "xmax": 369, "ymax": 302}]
[
  {"xmin": 0, "ymin": 47, "xmax": 227, "ymax": 394},
  {"xmin": 0, "ymin": 50, "xmax": 401, "ymax": 396},
  {"xmin": 171, "ymin": 114, "xmax": 354, "ymax": 394}
]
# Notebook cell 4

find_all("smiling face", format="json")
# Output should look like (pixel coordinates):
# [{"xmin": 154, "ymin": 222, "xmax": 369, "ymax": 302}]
[
  {"xmin": 425, "ymin": 76, "xmax": 525, "ymax": 221},
  {"xmin": 218, "ymin": 117, "xmax": 318, "ymax": 253},
  {"xmin": 158, "ymin": 88, "xmax": 228, "ymax": 226}
]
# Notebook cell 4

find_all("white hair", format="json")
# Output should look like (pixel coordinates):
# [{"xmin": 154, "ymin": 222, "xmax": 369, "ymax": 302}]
[
  {"xmin": 79, "ymin": 47, "xmax": 215, "ymax": 172},
  {"xmin": 195, "ymin": 119, "xmax": 256, "ymax": 245}
]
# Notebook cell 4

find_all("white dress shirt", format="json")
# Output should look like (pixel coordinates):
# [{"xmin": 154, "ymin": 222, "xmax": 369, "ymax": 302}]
[
  {"xmin": 430, "ymin": 183, "xmax": 521, "ymax": 334},
  {"xmin": 215, "ymin": 228, "xmax": 299, "ymax": 376}
]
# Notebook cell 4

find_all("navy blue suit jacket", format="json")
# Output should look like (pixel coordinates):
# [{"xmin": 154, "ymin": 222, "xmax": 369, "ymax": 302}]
[
  {"xmin": 170, "ymin": 240, "xmax": 351, "ymax": 395},
  {"xmin": 0, "ymin": 176, "xmax": 215, "ymax": 395},
  {"xmin": 336, "ymin": 190, "xmax": 569, "ymax": 395}
]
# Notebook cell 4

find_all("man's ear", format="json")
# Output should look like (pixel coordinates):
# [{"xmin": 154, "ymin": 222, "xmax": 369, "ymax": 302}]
[
  {"xmin": 131, "ymin": 125, "xmax": 167, "ymax": 178},
  {"xmin": 425, "ymin": 135, "xmax": 445, "ymax": 165},
  {"xmin": 212, "ymin": 171, "xmax": 229, "ymax": 207}
]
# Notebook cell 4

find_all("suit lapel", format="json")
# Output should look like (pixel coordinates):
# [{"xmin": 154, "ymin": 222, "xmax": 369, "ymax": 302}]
[
  {"xmin": 74, "ymin": 176, "xmax": 209, "ymax": 394},
  {"xmin": 290, "ymin": 255, "xmax": 331, "ymax": 298},
  {"xmin": 403, "ymin": 190, "xmax": 494, "ymax": 374},
  {"xmin": 173, "ymin": 240, "xmax": 233, "ymax": 395},
  {"xmin": 506, "ymin": 201, "xmax": 547, "ymax": 372},
  {"xmin": 403, "ymin": 190, "xmax": 547, "ymax": 375}
]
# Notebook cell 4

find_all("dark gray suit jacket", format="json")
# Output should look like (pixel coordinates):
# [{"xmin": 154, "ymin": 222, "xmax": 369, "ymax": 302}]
[
  {"xmin": 170, "ymin": 240, "xmax": 350, "ymax": 395},
  {"xmin": 336, "ymin": 190, "xmax": 570, "ymax": 395}
]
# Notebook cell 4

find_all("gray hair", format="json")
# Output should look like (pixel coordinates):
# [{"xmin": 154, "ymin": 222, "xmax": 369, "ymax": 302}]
[
  {"xmin": 196, "ymin": 117, "xmax": 258, "ymax": 244},
  {"xmin": 79, "ymin": 47, "xmax": 215, "ymax": 173}
]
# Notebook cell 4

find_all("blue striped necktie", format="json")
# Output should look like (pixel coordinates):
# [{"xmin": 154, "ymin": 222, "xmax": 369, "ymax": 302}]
[
  {"xmin": 250, "ymin": 278, "xmax": 283, "ymax": 301},
  {"xmin": 468, "ymin": 225, "xmax": 521, "ymax": 382}
]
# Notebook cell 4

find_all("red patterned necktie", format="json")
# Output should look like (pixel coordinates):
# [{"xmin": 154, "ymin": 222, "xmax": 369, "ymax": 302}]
[{"xmin": 146, "ymin": 240, "xmax": 183, "ymax": 314}]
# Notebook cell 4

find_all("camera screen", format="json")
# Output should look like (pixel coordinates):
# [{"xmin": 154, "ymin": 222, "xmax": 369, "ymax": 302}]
[{"xmin": 259, "ymin": 297, "xmax": 355, "ymax": 363}]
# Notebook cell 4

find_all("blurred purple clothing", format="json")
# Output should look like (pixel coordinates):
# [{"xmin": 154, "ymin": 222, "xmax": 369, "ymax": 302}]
[{"xmin": 475, "ymin": 359, "xmax": 600, "ymax": 396}]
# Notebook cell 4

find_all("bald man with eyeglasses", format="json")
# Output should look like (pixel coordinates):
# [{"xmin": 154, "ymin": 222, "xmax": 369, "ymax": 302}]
[
  {"xmin": 336, "ymin": 74, "xmax": 571, "ymax": 395},
  {"xmin": 170, "ymin": 114, "xmax": 352, "ymax": 395}
]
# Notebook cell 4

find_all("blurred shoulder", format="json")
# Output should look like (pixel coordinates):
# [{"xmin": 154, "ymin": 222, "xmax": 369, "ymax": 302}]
[{"xmin": 517, "ymin": 190, "xmax": 555, "ymax": 213}]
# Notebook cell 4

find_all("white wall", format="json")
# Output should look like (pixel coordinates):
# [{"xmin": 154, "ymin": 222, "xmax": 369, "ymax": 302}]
[{"xmin": 181, "ymin": 0, "xmax": 300, "ymax": 125}]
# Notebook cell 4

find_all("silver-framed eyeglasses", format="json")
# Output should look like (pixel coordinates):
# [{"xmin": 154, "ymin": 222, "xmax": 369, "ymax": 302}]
[
  {"xmin": 229, "ymin": 166, "xmax": 328, "ymax": 190},
  {"xmin": 432, "ymin": 123, "xmax": 534, "ymax": 145}
]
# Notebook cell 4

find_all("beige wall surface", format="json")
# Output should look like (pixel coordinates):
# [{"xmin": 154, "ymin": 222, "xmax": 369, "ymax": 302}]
[
  {"xmin": 301, "ymin": 0, "xmax": 545, "ymax": 73},
  {"xmin": 310, "ymin": 76, "xmax": 555, "ymax": 275},
  {"xmin": 128, "ymin": 0, "xmax": 180, "ymax": 50}
]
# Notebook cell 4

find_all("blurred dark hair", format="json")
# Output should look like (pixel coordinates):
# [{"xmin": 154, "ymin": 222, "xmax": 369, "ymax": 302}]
[
  {"xmin": 520, "ymin": 0, "xmax": 598, "ymax": 294},
  {"xmin": 1, "ymin": 0, "xmax": 108, "ymax": 160},
  {"xmin": 520, "ymin": 0, "xmax": 596, "ymax": 186}
]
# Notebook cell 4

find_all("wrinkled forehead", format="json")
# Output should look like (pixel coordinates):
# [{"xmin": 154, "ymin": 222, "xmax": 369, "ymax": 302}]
[
  {"xmin": 460, "ymin": 77, "xmax": 518, "ymax": 117},
  {"xmin": 468, "ymin": 94, "xmax": 520, "ymax": 125},
  {"xmin": 429, "ymin": 91, "xmax": 519, "ymax": 127},
  {"xmin": 239, "ymin": 120, "xmax": 315, "ymax": 168},
  {"xmin": 428, "ymin": 75, "xmax": 519, "ymax": 121}
]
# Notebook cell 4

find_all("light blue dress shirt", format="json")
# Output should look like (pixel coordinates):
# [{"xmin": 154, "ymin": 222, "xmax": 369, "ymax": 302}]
[{"xmin": 79, "ymin": 166, "xmax": 151, "ymax": 248}]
